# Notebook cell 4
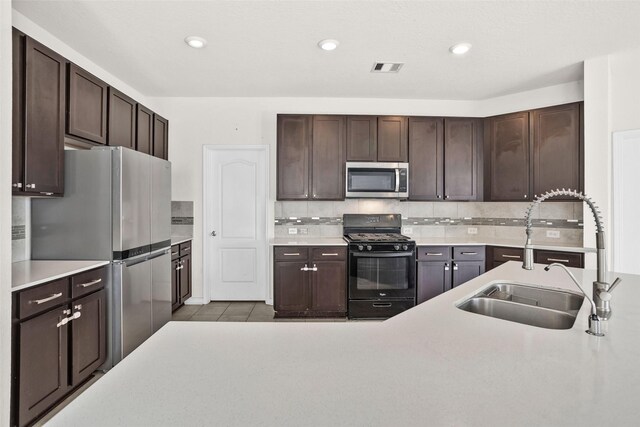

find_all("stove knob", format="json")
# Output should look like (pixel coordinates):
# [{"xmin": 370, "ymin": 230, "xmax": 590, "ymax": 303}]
[
  {"xmin": 366, "ymin": 245, "xmax": 372, "ymax": 251},
  {"xmin": 358, "ymin": 245, "xmax": 364, "ymax": 251},
  {"xmin": 402, "ymin": 245, "xmax": 408, "ymax": 251},
  {"xmin": 394, "ymin": 244, "xmax": 400, "ymax": 251}
]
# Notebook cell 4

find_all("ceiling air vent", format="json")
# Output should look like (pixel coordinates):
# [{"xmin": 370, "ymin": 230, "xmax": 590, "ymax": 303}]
[{"xmin": 371, "ymin": 62, "xmax": 404, "ymax": 73}]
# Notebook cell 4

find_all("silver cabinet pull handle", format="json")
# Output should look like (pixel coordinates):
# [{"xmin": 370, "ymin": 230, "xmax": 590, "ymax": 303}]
[
  {"xmin": 284, "ymin": 253, "xmax": 300, "ymax": 256},
  {"xmin": 56, "ymin": 311, "xmax": 81, "ymax": 328},
  {"xmin": 176, "ymin": 265, "xmax": 184, "ymax": 270},
  {"xmin": 310, "ymin": 264, "xmax": 318, "ymax": 272},
  {"xmin": 502, "ymin": 254, "xmax": 521, "ymax": 259},
  {"xmin": 453, "ymin": 262, "xmax": 459, "ymax": 271},
  {"xmin": 40, "ymin": 192, "xmax": 53, "ymax": 196},
  {"xmin": 182, "ymin": 247, "xmax": 190, "ymax": 252},
  {"xmin": 171, "ymin": 251, "xmax": 179, "ymax": 256},
  {"xmin": 30, "ymin": 292, "xmax": 63, "ymax": 305},
  {"xmin": 461, "ymin": 252, "xmax": 477, "ymax": 255},
  {"xmin": 300, "ymin": 264, "xmax": 309, "ymax": 271},
  {"xmin": 426, "ymin": 253, "xmax": 443, "ymax": 256},
  {"xmin": 444, "ymin": 263, "xmax": 450, "ymax": 271},
  {"xmin": 12, "ymin": 182, "xmax": 23, "ymax": 189},
  {"xmin": 77, "ymin": 279, "xmax": 102, "ymax": 288},
  {"xmin": 547, "ymin": 258, "xmax": 570, "ymax": 263},
  {"xmin": 321, "ymin": 253, "xmax": 339, "ymax": 256},
  {"xmin": 25, "ymin": 183, "xmax": 36, "ymax": 189}
]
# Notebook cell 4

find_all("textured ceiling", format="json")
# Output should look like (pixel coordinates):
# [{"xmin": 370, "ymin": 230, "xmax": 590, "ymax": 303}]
[{"xmin": 12, "ymin": 0, "xmax": 640, "ymax": 99}]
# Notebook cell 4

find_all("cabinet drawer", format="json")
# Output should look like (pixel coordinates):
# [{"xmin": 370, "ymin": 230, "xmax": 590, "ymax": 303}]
[
  {"xmin": 417, "ymin": 246, "xmax": 450, "ymax": 261},
  {"xmin": 452, "ymin": 246, "xmax": 485, "ymax": 261},
  {"xmin": 179, "ymin": 241, "xmax": 191, "ymax": 256},
  {"xmin": 311, "ymin": 247, "xmax": 347, "ymax": 261},
  {"xmin": 18, "ymin": 278, "xmax": 69, "ymax": 319},
  {"xmin": 274, "ymin": 247, "xmax": 309, "ymax": 261},
  {"xmin": 71, "ymin": 266, "xmax": 107, "ymax": 299},
  {"xmin": 535, "ymin": 250, "xmax": 583, "ymax": 268},
  {"xmin": 171, "ymin": 245, "xmax": 180, "ymax": 260},
  {"xmin": 492, "ymin": 247, "xmax": 524, "ymax": 263},
  {"xmin": 348, "ymin": 299, "xmax": 415, "ymax": 319}
]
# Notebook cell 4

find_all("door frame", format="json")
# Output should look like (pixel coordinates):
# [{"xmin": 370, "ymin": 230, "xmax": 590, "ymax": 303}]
[{"xmin": 202, "ymin": 145, "xmax": 270, "ymax": 303}]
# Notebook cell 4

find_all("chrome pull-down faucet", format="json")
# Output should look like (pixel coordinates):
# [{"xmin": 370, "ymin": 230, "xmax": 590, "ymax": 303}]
[{"xmin": 522, "ymin": 189, "xmax": 622, "ymax": 333}]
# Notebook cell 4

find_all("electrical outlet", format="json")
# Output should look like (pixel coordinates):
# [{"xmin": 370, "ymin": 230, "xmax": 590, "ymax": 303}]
[
  {"xmin": 403, "ymin": 227, "xmax": 413, "ymax": 235},
  {"xmin": 288, "ymin": 228, "xmax": 298, "ymax": 235},
  {"xmin": 299, "ymin": 228, "xmax": 308, "ymax": 235},
  {"xmin": 467, "ymin": 227, "xmax": 478, "ymax": 235},
  {"xmin": 546, "ymin": 230, "xmax": 560, "ymax": 238}
]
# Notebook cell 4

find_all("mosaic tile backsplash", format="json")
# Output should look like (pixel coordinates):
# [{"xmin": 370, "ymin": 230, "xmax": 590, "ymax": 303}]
[
  {"xmin": 172, "ymin": 201, "xmax": 194, "ymax": 238},
  {"xmin": 12, "ymin": 197, "xmax": 30, "ymax": 262}
]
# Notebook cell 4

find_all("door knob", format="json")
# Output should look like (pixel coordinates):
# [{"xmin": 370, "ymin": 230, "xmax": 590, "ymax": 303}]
[{"xmin": 211, "ymin": 231, "xmax": 217, "ymax": 237}]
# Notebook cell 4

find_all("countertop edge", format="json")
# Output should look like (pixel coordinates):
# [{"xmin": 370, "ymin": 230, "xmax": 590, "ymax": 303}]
[
  {"xmin": 171, "ymin": 236, "xmax": 193, "ymax": 246},
  {"xmin": 12, "ymin": 260, "xmax": 111, "ymax": 292}
]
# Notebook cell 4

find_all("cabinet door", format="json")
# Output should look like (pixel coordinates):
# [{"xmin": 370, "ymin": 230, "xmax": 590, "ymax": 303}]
[
  {"xmin": 171, "ymin": 259, "xmax": 180, "ymax": 310},
  {"xmin": 108, "ymin": 87, "xmax": 136, "ymax": 149},
  {"xmin": 488, "ymin": 112, "xmax": 530, "ymax": 201},
  {"xmin": 417, "ymin": 261, "xmax": 451, "ymax": 304},
  {"xmin": 310, "ymin": 260, "xmax": 346, "ymax": 313},
  {"xmin": 346, "ymin": 116, "xmax": 377, "ymax": 161},
  {"xmin": 311, "ymin": 115, "xmax": 345, "ymax": 200},
  {"xmin": 67, "ymin": 63, "xmax": 108, "ymax": 144},
  {"xmin": 377, "ymin": 116, "xmax": 408, "ymax": 162},
  {"xmin": 409, "ymin": 117, "xmax": 444, "ymax": 200},
  {"xmin": 24, "ymin": 36, "xmax": 66, "ymax": 195},
  {"xmin": 532, "ymin": 103, "xmax": 582, "ymax": 197},
  {"xmin": 12, "ymin": 29, "xmax": 25, "ymax": 193},
  {"xmin": 136, "ymin": 104, "xmax": 154, "ymax": 154},
  {"xmin": 71, "ymin": 289, "xmax": 106, "ymax": 387},
  {"xmin": 277, "ymin": 115, "xmax": 311, "ymax": 199},
  {"xmin": 179, "ymin": 254, "xmax": 192, "ymax": 302},
  {"xmin": 18, "ymin": 306, "xmax": 69, "ymax": 427},
  {"xmin": 443, "ymin": 118, "xmax": 480, "ymax": 200},
  {"xmin": 274, "ymin": 261, "xmax": 309, "ymax": 312},
  {"xmin": 452, "ymin": 261, "xmax": 485, "ymax": 288},
  {"xmin": 153, "ymin": 114, "xmax": 169, "ymax": 160}
]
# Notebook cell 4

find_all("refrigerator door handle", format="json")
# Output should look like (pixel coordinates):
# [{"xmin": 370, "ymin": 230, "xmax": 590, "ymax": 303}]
[
  {"xmin": 117, "ymin": 253, "xmax": 150, "ymax": 267},
  {"xmin": 147, "ymin": 249, "xmax": 170, "ymax": 261}
]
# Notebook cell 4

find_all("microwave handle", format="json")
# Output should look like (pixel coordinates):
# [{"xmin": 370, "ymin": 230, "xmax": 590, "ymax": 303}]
[{"xmin": 395, "ymin": 169, "xmax": 400, "ymax": 193}]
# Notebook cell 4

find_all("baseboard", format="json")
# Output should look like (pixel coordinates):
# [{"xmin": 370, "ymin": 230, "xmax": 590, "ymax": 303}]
[{"xmin": 184, "ymin": 297, "xmax": 206, "ymax": 305}]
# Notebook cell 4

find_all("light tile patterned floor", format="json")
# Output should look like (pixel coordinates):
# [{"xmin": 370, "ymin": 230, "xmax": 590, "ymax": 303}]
[{"xmin": 172, "ymin": 302, "xmax": 350, "ymax": 322}]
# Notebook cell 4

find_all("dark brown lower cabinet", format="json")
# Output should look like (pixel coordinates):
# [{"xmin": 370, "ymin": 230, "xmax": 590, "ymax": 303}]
[
  {"xmin": 417, "ymin": 261, "xmax": 451, "ymax": 304},
  {"xmin": 274, "ymin": 246, "xmax": 347, "ymax": 317},
  {"xmin": 171, "ymin": 243, "xmax": 193, "ymax": 312},
  {"xmin": 12, "ymin": 267, "xmax": 107, "ymax": 427},
  {"xmin": 452, "ymin": 261, "xmax": 485, "ymax": 288},
  {"xmin": 486, "ymin": 246, "xmax": 584, "ymax": 271}
]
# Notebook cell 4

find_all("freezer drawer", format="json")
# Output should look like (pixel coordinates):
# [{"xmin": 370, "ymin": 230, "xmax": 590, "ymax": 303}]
[{"xmin": 150, "ymin": 250, "xmax": 171, "ymax": 333}]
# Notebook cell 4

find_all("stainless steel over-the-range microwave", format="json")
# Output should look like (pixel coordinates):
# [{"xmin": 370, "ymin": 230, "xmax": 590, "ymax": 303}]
[{"xmin": 345, "ymin": 162, "xmax": 409, "ymax": 199}]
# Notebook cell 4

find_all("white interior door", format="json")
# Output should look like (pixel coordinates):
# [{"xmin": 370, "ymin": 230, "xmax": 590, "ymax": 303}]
[{"xmin": 204, "ymin": 146, "xmax": 268, "ymax": 301}]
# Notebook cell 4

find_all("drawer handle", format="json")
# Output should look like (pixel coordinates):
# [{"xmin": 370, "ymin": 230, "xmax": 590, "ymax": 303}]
[
  {"xmin": 321, "ymin": 253, "xmax": 339, "ymax": 256},
  {"xmin": 460, "ymin": 252, "xmax": 477, "ymax": 255},
  {"xmin": 30, "ymin": 292, "xmax": 63, "ymax": 305},
  {"xmin": 284, "ymin": 253, "xmax": 300, "ymax": 256},
  {"xmin": 502, "ymin": 254, "xmax": 521, "ymax": 259},
  {"xmin": 171, "ymin": 251, "xmax": 179, "ymax": 256},
  {"xmin": 182, "ymin": 248, "xmax": 190, "ymax": 252},
  {"xmin": 373, "ymin": 303, "xmax": 392, "ymax": 308},
  {"xmin": 426, "ymin": 253, "xmax": 443, "ymax": 256},
  {"xmin": 56, "ymin": 311, "xmax": 81, "ymax": 328},
  {"xmin": 77, "ymin": 278, "xmax": 102, "ymax": 288},
  {"xmin": 547, "ymin": 258, "xmax": 570, "ymax": 263}
]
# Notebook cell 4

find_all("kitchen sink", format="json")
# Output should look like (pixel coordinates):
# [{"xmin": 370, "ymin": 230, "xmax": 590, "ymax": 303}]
[{"xmin": 457, "ymin": 282, "xmax": 585, "ymax": 330}]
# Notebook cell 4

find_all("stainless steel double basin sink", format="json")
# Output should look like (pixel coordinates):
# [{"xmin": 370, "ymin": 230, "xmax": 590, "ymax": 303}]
[{"xmin": 457, "ymin": 282, "xmax": 585, "ymax": 329}]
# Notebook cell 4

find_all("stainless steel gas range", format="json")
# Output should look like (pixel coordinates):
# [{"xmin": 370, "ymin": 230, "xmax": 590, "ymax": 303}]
[{"xmin": 343, "ymin": 214, "xmax": 416, "ymax": 319}]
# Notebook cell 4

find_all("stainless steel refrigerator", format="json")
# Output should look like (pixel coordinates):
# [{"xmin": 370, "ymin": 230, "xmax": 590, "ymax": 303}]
[{"xmin": 31, "ymin": 147, "xmax": 172, "ymax": 367}]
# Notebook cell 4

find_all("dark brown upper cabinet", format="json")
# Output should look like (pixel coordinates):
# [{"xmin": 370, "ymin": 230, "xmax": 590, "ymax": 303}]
[
  {"xmin": 531, "ymin": 103, "xmax": 582, "ymax": 198},
  {"xmin": 107, "ymin": 87, "xmax": 136, "ymax": 150},
  {"xmin": 67, "ymin": 63, "xmax": 108, "ymax": 145},
  {"xmin": 377, "ymin": 116, "xmax": 408, "ymax": 162},
  {"xmin": 12, "ymin": 29, "xmax": 65, "ymax": 196},
  {"xmin": 277, "ymin": 115, "xmax": 312, "ymax": 200},
  {"xmin": 346, "ymin": 116, "xmax": 377, "ymax": 161},
  {"xmin": 136, "ymin": 104, "xmax": 154, "ymax": 154},
  {"xmin": 443, "ymin": 118, "xmax": 482, "ymax": 200},
  {"xmin": 152, "ymin": 114, "xmax": 169, "ymax": 160},
  {"xmin": 409, "ymin": 117, "xmax": 444, "ymax": 200},
  {"xmin": 311, "ymin": 115, "xmax": 346, "ymax": 200},
  {"xmin": 487, "ymin": 111, "xmax": 530, "ymax": 201}
]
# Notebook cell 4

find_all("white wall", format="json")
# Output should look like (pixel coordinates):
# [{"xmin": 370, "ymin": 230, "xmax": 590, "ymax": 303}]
[
  {"xmin": 1, "ymin": 2, "xmax": 14, "ymax": 425},
  {"xmin": 610, "ymin": 48, "xmax": 640, "ymax": 132},
  {"xmin": 154, "ymin": 82, "xmax": 584, "ymax": 302}
]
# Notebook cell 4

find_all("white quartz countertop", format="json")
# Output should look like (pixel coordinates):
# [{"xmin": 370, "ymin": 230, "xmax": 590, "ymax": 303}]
[
  {"xmin": 46, "ymin": 261, "xmax": 640, "ymax": 426},
  {"xmin": 270, "ymin": 237, "xmax": 347, "ymax": 246},
  {"xmin": 171, "ymin": 236, "xmax": 192, "ymax": 246},
  {"xmin": 413, "ymin": 237, "xmax": 595, "ymax": 253},
  {"xmin": 12, "ymin": 260, "xmax": 110, "ymax": 292}
]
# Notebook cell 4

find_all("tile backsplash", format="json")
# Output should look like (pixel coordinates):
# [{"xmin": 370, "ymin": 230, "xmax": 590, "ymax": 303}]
[
  {"xmin": 172, "ymin": 201, "xmax": 194, "ymax": 238},
  {"xmin": 274, "ymin": 200, "xmax": 584, "ymax": 246},
  {"xmin": 12, "ymin": 197, "xmax": 30, "ymax": 262}
]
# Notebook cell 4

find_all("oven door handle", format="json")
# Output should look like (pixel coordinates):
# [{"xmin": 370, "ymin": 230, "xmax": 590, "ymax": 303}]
[{"xmin": 352, "ymin": 251, "xmax": 413, "ymax": 258}]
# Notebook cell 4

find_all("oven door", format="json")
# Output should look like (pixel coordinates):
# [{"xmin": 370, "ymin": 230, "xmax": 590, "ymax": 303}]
[{"xmin": 349, "ymin": 250, "xmax": 416, "ymax": 299}]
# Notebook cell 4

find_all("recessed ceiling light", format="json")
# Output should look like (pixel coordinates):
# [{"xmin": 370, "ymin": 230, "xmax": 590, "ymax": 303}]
[
  {"xmin": 184, "ymin": 36, "xmax": 207, "ymax": 49},
  {"xmin": 449, "ymin": 43, "xmax": 472, "ymax": 55},
  {"xmin": 318, "ymin": 39, "xmax": 339, "ymax": 51}
]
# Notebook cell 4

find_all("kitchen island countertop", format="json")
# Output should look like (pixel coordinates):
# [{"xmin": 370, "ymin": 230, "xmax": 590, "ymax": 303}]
[
  {"xmin": 46, "ymin": 262, "xmax": 640, "ymax": 426},
  {"xmin": 12, "ymin": 260, "xmax": 110, "ymax": 292}
]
